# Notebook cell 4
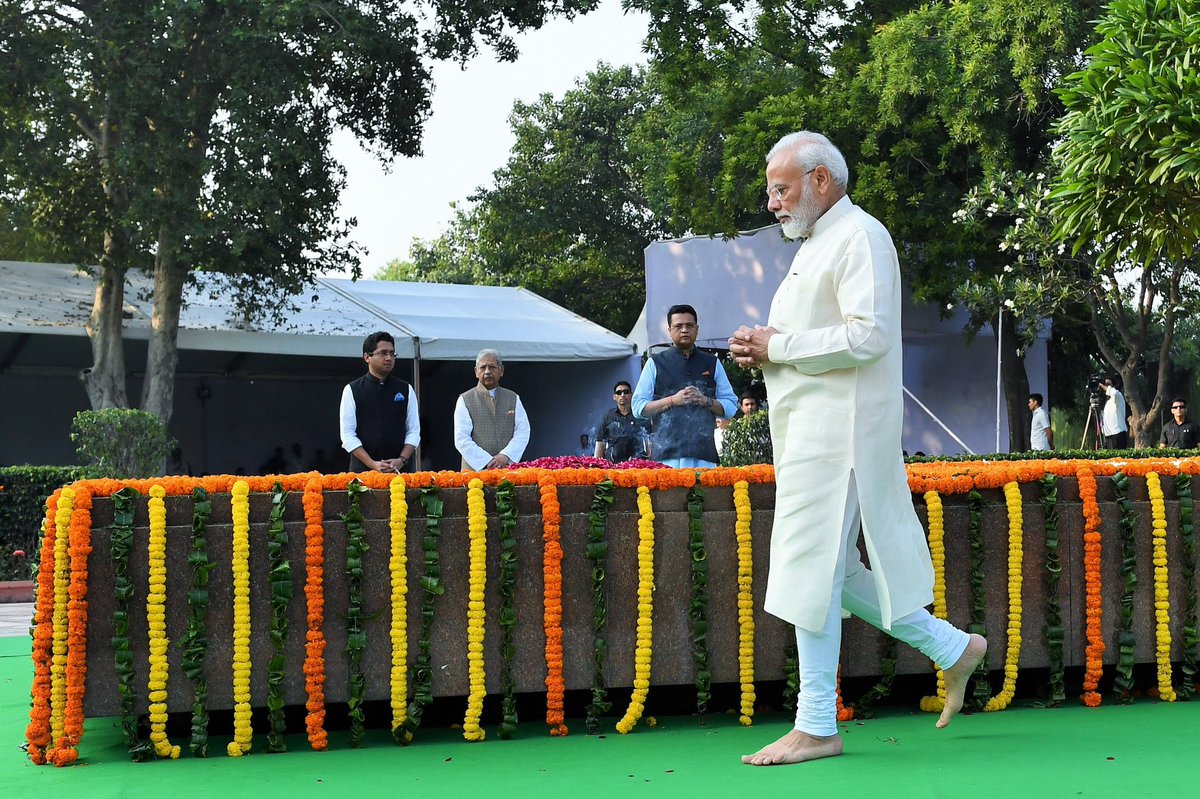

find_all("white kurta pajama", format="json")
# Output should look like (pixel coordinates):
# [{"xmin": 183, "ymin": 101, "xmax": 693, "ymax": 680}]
[{"xmin": 761, "ymin": 196, "xmax": 968, "ymax": 735}]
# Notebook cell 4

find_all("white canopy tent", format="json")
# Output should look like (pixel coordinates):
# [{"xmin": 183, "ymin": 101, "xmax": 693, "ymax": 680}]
[
  {"xmin": 635, "ymin": 225, "xmax": 1050, "ymax": 456},
  {"xmin": 0, "ymin": 261, "xmax": 639, "ymax": 471}
]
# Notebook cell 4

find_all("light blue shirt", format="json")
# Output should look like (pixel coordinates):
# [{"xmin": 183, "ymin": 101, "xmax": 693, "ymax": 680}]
[{"xmin": 632, "ymin": 351, "xmax": 738, "ymax": 468}]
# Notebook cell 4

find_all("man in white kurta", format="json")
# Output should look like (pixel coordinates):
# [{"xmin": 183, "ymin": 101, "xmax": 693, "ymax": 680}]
[{"xmin": 730, "ymin": 131, "xmax": 986, "ymax": 766}]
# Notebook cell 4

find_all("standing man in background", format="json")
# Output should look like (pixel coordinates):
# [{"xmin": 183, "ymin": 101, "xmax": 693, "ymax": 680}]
[
  {"xmin": 454, "ymin": 349, "xmax": 530, "ymax": 470},
  {"xmin": 1160, "ymin": 398, "xmax": 1199, "ymax": 448},
  {"xmin": 632, "ymin": 303, "xmax": 737, "ymax": 468},
  {"xmin": 1028, "ymin": 393, "xmax": 1053, "ymax": 451},
  {"xmin": 1101, "ymin": 377, "xmax": 1128, "ymax": 449},
  {"xmin": 340, "ymin": 331, "xmax": 420, "ymax": 473},
  {"xmin": 594, "ymin": 380, "xmax": 650, "ymax": 463},
  {"xmin": 729, "ymin": 130, "xmax": 984, "ymax": 767}
]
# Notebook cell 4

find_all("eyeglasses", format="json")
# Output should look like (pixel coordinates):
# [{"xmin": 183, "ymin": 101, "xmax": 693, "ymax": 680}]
[
  {"xmin": 476, "ymin": 364, "xmax": 500, "ymax": 372},
  {"xmin": 670, "ymin": 322, "xmax": 697, "ymax": 332},
  {"xmin": 1173, "ymin": 404, "xmax": 1187, "ymax": 409},
  {"xmin": 614, "ymin": 389, "xmax": 632, "ymax": 396},
  {"xmin": 370, "ymin": 350, "xmax": 396, "ymax": 359},
  {"xmin": 767, "ymin": 168, "xmax": 817, "ymax": 202}
]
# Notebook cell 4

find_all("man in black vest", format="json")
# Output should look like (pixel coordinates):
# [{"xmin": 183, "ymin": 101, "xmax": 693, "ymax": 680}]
[
  {"xmin": 339, "ymin": 331, "xmax": 421, "ymax": 473},
  {"xmin": 632, "ymin": 304, "xmax": 737, "ymax": 467}
]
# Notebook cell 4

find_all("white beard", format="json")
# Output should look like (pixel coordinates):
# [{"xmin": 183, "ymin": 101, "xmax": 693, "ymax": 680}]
[{"xmin": 778, "ymin": 183, "xmax": 824, "ymax": 239}]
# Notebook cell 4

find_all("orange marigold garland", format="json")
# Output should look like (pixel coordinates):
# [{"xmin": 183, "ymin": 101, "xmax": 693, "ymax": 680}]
[
  {"xmin": 1078, "ymin": 466, "xmax": 1105, "ymax": 706},
  {"xmin": 26, "ymin": 488, "xmax": 62, "ymax": 765},
  {"xmin": 47, "ymin": 486, "xmax": 74, "ymax": 758},
  {"xmin": 52, "ymin": 484, "xmax": 93, "ymax": 766},
  {"xmin": 617, "ymin": 485, "xmax": 656, "ymax": 734},
  {"xmin": 302, "ymin": 477, "xmax": 328, "ymax": 750},
  {"xmin": 539, "ymin": 475, "xmax": 568, "ymax": 736}
]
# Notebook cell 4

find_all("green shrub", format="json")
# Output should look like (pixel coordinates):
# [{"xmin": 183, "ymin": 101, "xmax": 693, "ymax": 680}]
[
  {"xmin": 71, "ymin": 408, "xmax": 176, "ymax": 479},
  {"xmin": 0, "ymin": 465, "xmax": 84, "ymax": 581},
  {"xmin": 720, "ymin": 410, "xmax": 773, "ymax": 466}
]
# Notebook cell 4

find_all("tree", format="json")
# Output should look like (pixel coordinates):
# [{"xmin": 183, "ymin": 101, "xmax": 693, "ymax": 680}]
[
  {"xmin": 1047, "ymin": 0, "xmax": 1200, "ymax": 446},
  {"xmin": 385, "ymin": 64, "xmax": 666, "ymax": 334},
  {"xmin": 0, "ymin": 0, "xmax": 598, "ymax": 425}
]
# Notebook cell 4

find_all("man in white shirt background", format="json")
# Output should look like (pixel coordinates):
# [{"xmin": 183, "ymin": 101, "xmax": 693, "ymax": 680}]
[
  {"xmin": 1100, "ymin": 377, "xmax": 1128, "ymax": 449},
  {"xmin": 1028, "ymin": 393, "xmax": 1053, "ymax": 451}
]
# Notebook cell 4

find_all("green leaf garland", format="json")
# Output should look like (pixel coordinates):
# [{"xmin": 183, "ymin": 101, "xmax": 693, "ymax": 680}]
[
  {"xmin": 182, "ymin": 487, "xmax": 215, "ymax": 756},
  {"xmin": 342, "ymin": 479, "xmax": 369, "ymax": 747},
  {"xmin": 1040, "ymin": 474, "xmax": 1065, "ymax": 705},
  {"xmin": 967, "ymin": 489, "xmax": 990, "ymax": 711},
  {"xmin": 266, "ymin": 483, "xmax": 291, "ymax": 752},
  {"xmin": 782, "ymin": 627, "xmax": 799, "ymax": 713},
  {"xmin": 1111, "ymin": 471, "xmax": 1137, "ymax": 702},
  {"xmin": 686, "ymin": 481, "xmax": 711, "ymax": 719},
  {"xmin": 852, "ymin": 636, "xmax": 898, "ymax": 720},
  {"xmin": 110, "ymin": 487, "xmax": 150, "ymax": 761},
  {"xmin": 496, "ymin": 479, "xmax": 521, "ymax": 738},
  {"xmin": 584, "ymin": 479, "xmax": 613, "ymax": 733},
  {"xmin": 1176, "ymin": 472, "xmax": 1197, "ymax": 699},
  {"xmin": 402, "ymin": 484, "xmax": 444, "ymax": 739}
]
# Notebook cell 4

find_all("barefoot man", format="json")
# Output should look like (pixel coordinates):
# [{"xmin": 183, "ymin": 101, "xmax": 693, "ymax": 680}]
[{"xmin": 729, "ymin": 131, "xmax": 986, "ymax": 766}]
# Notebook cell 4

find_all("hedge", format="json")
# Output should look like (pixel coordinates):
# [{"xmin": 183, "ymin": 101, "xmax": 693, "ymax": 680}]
[{"xmin": 0, "ymin": 465, "xmax": 83, "ymax": 581}]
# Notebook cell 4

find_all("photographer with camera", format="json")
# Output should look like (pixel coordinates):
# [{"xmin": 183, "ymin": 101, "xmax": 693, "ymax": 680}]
[{"xmin": 1100, "ymin": 376, "xmax": 1129, "ymax": 450}]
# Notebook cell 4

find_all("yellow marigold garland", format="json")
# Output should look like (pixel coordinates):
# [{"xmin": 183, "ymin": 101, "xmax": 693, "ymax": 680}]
[
  {"xmin": 733, "ymin": 480, "xmax": 756, "ymax": 725},
  {"xmin": 617, "ymin": 485, "xmax": 655, "ymax": 734},
  {"xmin": 463, "ymin": 478, "xmax": 488, "ymax": 742},
  {"xmin": 228, "ymin": 481, "xmax": 253, "ymax": 756},
  {"xmin": 145, "ymin": 485, "xmax": 181, "ymax": 758},
  {"xmin": 1147, "ymin": 472, "xmax": 1176, "ymax": 701},
  {"xmin": 984, "ymin": 482, "xmax": 1025, "ymax": 711},
  {"xmin": 47, "ymin": 487, "xmax": 74, "ymax": 754},
  {"xmin": 919, "ymin": 489, "xmax": 948, "ymax": 713},
  {"xmin": 389, "ymin": 476, "xmax": 411, "ymax": 739}
]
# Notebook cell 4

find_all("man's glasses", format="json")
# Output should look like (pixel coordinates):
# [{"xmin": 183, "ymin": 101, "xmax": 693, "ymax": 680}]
[
  {"xmin": 370, "ymin": 350, "xmax": 396, "ymax": 359},
  {"xmin": 767, "ymin": 168, "xmax": 817, "ymax": 202},
  {"xmin": 1173, "ymin": 404, "xmax": 1187, "ymax": 409},
  {"xmin": 670, "ymin": 322, "xmax": 697, "ymax": 332},
  {"xmin": 614, "ymin": 389, "xmax": 632, "ymax": 395}
]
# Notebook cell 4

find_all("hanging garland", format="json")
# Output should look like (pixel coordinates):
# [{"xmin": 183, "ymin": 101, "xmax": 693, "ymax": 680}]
[
  {"xmin": 108, "ymin": 487, "xmax": 148, "ymax": 759},
  {"xmin": 851, "ymin": 637, "xmax": 898, "ymax": 719},
  {"xmin": 463, "ymin": 478, "xmax": 488, "ymax": 742},
  {"xmin": 1176, "ymin": 471, "xmax": 1198, "ymax": 699},
  {"xmin": 1078, "ymin": 466, "xmax": 1105, "ymax": 707},
  {"xmin": 1146, "ymin": 472, "xmax": 1176, "ymax": 701},
  {"xmin": 540, "ymin": 475, "xmax": 568, "ymax": 736},
  {"xmin": 228, "ymin": 480, "xmax": 253, "ymax": 756},
  {"xmin": 266, "ymin": 483, "xmax": 292, "ymax": 753},
  {"xmin": 402, "ymin": 484, "xmax": 445, "ymax": 739},
  {"xmin": 343, "ymin": 479, "xmax": 369, "ymax": 748},
  {"xmin": 617, "ymin": 485, "xmax": 656, "ymax": 734},
  {"xmin": 782, "ymin": 627, "xmax": 800, "ymax": 714},
  {"xmin": 1111, "ymin": 471, "xmax": 1137, "ymax": 702},
  {"xmin": 388, "ymin": 477, "xmax": 410, "ymax": 743},
  {"xmin": 733, "ymin": 480, "xmax": 755, "ymax": 725},
  {"xmin": 182, "ymin": 487, "xmax": 214, "ymax": 757},
  {"xmin": 686, "ymin": 481, "xmax": 711, "ymax": 720},
  {"xmin": 302, "ymin": 477, "xmax": 329, "ymax": 750},
  {"xmin": 1040, "ymin": 474, "xmax": 1065, "ymax": 706},
  {"xmin": 585, "ymin": 479, "xmax": 613, "ymax": 734},
  {"xmin": 146, "ymin": 485, "xmax": 181, "ymax": 759},
  {"xmin": 26, "ymin": 488, "xmax": 62, "ymax": 765},
  {"xmin": 919, "ymin": 489, "xmax": 948, "ymax": 713},
  {"xmin": 52, "ymin": 484, "xmax": 93, "ymax": 766},
  {"xmin": 984, "ymin": 482, "xmax": 1025, "ymax": 711},
  {"xmin": 496, "ymin": 479, "xmax": 520, "ymax": 739},
  {"xmin": 47, "ymin": 486, "xmax": 74, "ymax": 759},
  {"xmin": 967, "ymin": 488, "xmax": 991, "ymax": 711}
]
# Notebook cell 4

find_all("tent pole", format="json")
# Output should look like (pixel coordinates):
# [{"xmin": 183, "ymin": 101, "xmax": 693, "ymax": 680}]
[
  {"xmin": 413, "ymin": 336, "xmax": 422, "ymax": 470},
  {"xmin": 995, "ymin": 307, "xmax": 1003, "ymax": 453}
]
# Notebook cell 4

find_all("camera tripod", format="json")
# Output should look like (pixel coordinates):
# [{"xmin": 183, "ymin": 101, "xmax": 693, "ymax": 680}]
[{"xmin": 1079, "ymin": 398, "xmax": 1105, "ymax": 450}]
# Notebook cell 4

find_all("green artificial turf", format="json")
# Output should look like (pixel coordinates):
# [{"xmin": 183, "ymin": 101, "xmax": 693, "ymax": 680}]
[{"xmin": 4, "ymin": 631, "xmax": 1197, "ymax": 799}]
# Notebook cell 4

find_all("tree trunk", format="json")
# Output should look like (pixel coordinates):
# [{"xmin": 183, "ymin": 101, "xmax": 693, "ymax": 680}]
[
  {"xmin": 140, "ymin": 229, "xmax": 187, "ymax": 425},
  {"xmin": 997, "ymin": 316, "xmax": 1031, "ymax": 453},
  {"xmin": 81, "ymin": 228, "xmax": 129, "ymax": 409}
]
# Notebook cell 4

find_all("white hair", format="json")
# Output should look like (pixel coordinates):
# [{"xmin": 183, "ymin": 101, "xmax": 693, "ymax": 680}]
[
  {"xmin": 475, "ymin": 348, "xmax": 503, "ymax": 368},
  {"xmin": 766, "ymin": 131, "xmax": 850, "ymax": 190}
]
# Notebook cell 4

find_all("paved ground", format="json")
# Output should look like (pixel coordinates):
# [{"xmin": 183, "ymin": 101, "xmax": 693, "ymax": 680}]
[{"xmin": 0, "ymin": 602, "xmax": 33, "ymax": 638}]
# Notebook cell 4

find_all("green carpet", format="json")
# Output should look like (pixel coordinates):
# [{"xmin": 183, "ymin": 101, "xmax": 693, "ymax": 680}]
[{"xmin": 3, "ymin": 632, "xmax": 1196, "ymax": 798}]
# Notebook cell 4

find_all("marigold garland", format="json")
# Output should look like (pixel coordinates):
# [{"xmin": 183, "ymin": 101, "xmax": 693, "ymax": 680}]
[
  {"xmin": 1078, "ymin": 466, "xmax": 1105, "ymax": 707},
  {"xmin": 463, "ymin": 478, "xmax": 488, "ymax": 742},
  {"xmin": 389, "ymin": 477, "xmax": 411, "ymax": 742},
  {"xmin": 540, "ymin": 475, "xmax": 568, "ymax": 736},
  {"xmin": 47, "ymin": 487, "xmax": 74, "ymax": 760},
  {"xmin": 733, "ymin": 480, "xmax": 756, "ymax": 725},
  {"xmin": 52, "ymin": 484, "xmax": 93, "ymax": 766},
  {"xmin": 26, "ymin": 488, "xmax": 62, "ymax": 765},
  {"xmin": 984, "ymin": 482, "xmax": 1024, "ymax": 712},
  {"xmin": 617, "ymin": 485, "xmax": 656, "ymax": 734},
  {"xmin": 302, "ymin": 477, "xmax": 328, "ymax": 750},
  {"xmin": 1147, "ymin": 472, "xmax": 1176, "ymax": 702},
  {"xmin": 919, "ymin": 489, "xmax": 948, "ymax": 713},
  {"xmin": 228, "ymin": 480, "xmax": 253, "ymax": 756},
  {"xmin": 146, "ymin": 485, "xmax": 181, "ymax": 759}
]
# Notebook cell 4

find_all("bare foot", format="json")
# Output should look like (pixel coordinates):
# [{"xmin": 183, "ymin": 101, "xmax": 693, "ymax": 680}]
[
  {"xmin": 937, "ymin": 633, "xmax": 987, "ymax": 728},
  {"xmin": 741, "ymin": 729, "xmax": 843, "ymax": 766}
]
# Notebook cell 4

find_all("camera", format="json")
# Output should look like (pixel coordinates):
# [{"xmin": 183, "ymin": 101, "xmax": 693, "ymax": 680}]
[{"xmin": 1085, "ymin": 376, "xmax": 1104, "ymax": 408}]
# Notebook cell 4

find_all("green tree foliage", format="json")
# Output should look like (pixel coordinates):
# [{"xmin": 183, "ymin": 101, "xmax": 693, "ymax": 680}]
[
  {"xmin": 0, "ymin": 0, "xmax": 598, "ymax": 423},
  {"xmin": 71, "ymin": 408, "xmax": 176, "ymax": 478},
  {"xmin": 386, "ymin": 64, "xmax": 664, "ymax": 334}
]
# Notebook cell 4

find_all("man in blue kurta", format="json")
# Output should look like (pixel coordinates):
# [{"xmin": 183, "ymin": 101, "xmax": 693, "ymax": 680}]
[{"xmin": 729, "ymin": 131, "xmax": 987, "ymax": 766}]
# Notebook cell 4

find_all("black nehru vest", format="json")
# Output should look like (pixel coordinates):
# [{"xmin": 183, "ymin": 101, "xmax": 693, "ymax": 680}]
[
  {"xmin": 650, "ymin": 346, "xmax": 719, "ymax": 463},
  {"xmin": 349, "ymin": 373, "xmax": 409, "ymax": 460}
]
